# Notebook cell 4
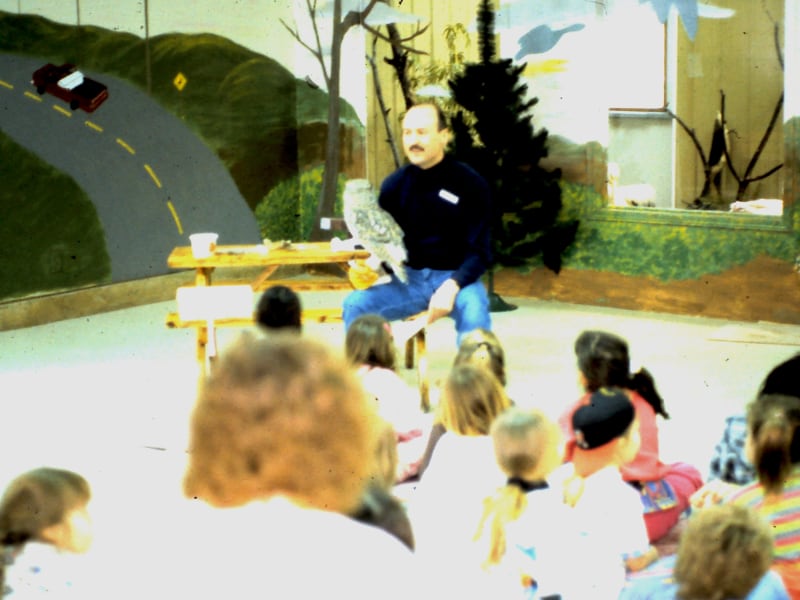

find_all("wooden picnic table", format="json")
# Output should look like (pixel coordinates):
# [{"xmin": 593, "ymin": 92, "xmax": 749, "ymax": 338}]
[{"xmin": 166, "ymin": 241, "xmax": 369, "ymax": 370}]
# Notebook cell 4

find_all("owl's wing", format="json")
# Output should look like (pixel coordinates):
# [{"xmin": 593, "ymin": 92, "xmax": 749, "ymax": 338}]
[{"xmin": 344, "ymin": 203, "xmax": 408, "ymax": 284}]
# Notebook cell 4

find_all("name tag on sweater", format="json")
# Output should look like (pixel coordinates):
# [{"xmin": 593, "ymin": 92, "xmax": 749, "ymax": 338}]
[{"xmin": 438, "ymin": 189, "xmax": 459, "ymax": 204}]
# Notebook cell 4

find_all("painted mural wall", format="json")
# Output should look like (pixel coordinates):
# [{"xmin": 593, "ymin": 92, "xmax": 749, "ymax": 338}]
[
  {"xmin": 0, "ymin": 0, "xmax": 370, "ymax": 302},
  {"xmin": 2, "ymin": 0, "xmax": 797, "ymax": 324},
  {"xmin": 367, "ymin": 0, "xmax": 798, "ymax": 323}
]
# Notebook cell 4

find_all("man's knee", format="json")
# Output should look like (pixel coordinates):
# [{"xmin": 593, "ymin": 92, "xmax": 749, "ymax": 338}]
[
  {"xmin": 453, "ymin": 282, "xmax": 491, "ymax": 332},
  {"xmin": 343, "ymin": 290, "xmax": 371, "ymax": 328}
]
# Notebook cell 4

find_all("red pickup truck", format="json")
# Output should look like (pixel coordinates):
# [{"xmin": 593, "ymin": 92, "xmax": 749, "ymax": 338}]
[{"xmin": 31, "ymin": 63, "xmax": 109, "ymax": 113}]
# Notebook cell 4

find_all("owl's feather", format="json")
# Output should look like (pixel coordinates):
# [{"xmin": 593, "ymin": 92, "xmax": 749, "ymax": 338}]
[{"xmin": 343, "ymin": 179, "xmax": 408, "ymax": 284}]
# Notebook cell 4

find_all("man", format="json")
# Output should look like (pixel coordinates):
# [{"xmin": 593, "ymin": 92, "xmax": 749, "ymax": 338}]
[{"xmin": 343, "ymin": 103, "xmax": 492, "ymax": 343}]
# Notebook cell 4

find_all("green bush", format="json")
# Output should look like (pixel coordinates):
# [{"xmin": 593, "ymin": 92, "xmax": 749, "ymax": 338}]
[{"xmin": 255, "ymin": 167, "xmax": 346, "ymax": 241}]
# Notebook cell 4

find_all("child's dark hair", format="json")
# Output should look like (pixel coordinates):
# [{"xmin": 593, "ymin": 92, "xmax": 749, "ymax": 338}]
[
  {"xmin": 747, "ymin": 393, "xmax": 800, "ymax": 494},
  {"xmin": 759, "ymin": 352, "xmax": 800, "ymax": 398},
  {"xmin": 453, "ymin": 328, "xmax": 507, "ymax": 386},
  {"xmin": 575, "ymin": 330, "xmax": 669, "ymax": 419},
  {"xmin": 345, "ymin": 314, "xmax": 396, "ymax": 370},
  {"xmin": 255, "ymin": 285, "xmax": 302, "ymax": 331}
]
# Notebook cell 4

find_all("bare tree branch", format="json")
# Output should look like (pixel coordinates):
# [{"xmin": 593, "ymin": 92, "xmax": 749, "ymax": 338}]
[
  {"xmin": 362, "ymin": 22, "xmax": 430, "ymax": 54},
  {"xmin": 666, "ymin": 106, "xmax": 708, "ymax": 166},
  {"xmin": 342, "ymin": 0, "xmax": 379, "ymax": 31},
  {"xmin": 383, "ymin": 23, "xmax": 415, "ymax": 110},
  {"xmin": 280, "ymin": 2, "xmax": 330, "ymax": 87},
  {"xmin": 368, "ymin": 37, "xmax": 401, "ymax": 168},
  {"xmin": 722, "ymin": 88, "xmax": 784, "ymax": 200}
]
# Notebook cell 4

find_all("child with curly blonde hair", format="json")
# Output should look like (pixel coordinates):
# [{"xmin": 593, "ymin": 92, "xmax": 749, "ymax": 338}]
[{"xmin": 622, "ymin": 503, "xmax": 788, "ymax": 599}]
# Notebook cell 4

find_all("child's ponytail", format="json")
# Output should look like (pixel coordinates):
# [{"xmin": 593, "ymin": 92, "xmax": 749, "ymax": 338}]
[
  {"xmin": 629, "ymin": 367, "xmax": 670, "ymax": 419},
  {"xmin": 748, "ymin": 394, "xmax": 800, "ymax": 495},
  {"xmin": 474, "ymin": 483, "xmax": 528, "ymax": 567}
]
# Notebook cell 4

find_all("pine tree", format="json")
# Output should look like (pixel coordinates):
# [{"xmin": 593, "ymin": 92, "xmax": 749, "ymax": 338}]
[{"xmin": 448, "ymin": 0, "xmax": 578, "ymax": 293}]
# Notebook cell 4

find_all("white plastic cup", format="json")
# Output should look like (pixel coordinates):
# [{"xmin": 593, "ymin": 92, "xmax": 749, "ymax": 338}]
[{"xmin": 189, "ymin": 233, "xmax": 218, "ymax": 258}]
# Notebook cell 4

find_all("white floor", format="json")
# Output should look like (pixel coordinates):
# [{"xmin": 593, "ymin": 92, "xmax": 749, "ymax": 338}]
[{"xmin": 0, "ymin": 293, "xmax": 798, "ymax": 563}]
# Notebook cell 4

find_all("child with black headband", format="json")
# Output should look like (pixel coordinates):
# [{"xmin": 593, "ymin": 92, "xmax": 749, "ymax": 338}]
[
  {"xmin": 562, "ymin": 388, "xmax": 659, "ymax": 597},
  {"xmin": 473, "ymin": 406, "xmax": 575, "ymax": 598},
  {"xmin": 560, "ymin": 330, "xmax": 702, "ymax": 542}
]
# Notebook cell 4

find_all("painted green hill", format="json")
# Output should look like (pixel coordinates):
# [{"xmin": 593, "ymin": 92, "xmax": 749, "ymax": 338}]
[
  {"xmin": 0, "ymin": 130, "xmax": 110, "ymax": 299},
  {"xmin": 0, "ymin": 10, "xmax": 363, "ymax": 208},
  {"xmin": 0, "ymin": 10, "xmax": 363, "ymax": 300}
]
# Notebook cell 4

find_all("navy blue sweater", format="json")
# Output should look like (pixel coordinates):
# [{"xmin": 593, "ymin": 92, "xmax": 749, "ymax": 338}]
[{"xmin": 378, "ymin": 156, "xmax": 491, "ymax": 288}]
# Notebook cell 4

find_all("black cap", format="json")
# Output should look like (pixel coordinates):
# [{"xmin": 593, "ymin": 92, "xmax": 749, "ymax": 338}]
[{"xmin": 572, "ymin": 388, "xmax": 635, "ymax": 450}]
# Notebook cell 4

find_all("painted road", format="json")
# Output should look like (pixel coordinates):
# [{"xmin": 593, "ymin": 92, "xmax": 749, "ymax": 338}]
[{"xmin": 0, "ymin": 53, "xmax": 261, "ymax": 282}]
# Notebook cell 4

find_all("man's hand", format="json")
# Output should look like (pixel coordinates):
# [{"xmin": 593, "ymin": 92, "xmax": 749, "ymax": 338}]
[
  {"xmin": 690, "ymin": 479, "xmax": 740, "ymax": 509},
  {"xmin": 427, "ymin": 279, "xmax": 460, "ymax": 324},
  {"xmin": 347, "ymin": 258, "xmax": 380, "ymax": 290}
]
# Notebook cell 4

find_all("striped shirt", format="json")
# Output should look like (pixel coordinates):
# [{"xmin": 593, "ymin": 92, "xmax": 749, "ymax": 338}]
[{"xmin": 728, "ymin": 465, "xmax": 800, "ymax": 564}]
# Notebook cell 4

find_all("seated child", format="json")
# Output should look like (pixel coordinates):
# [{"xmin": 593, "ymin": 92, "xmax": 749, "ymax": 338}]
[
  {"xmin": 408, "ymin": 364, "xmax": 512, "ymax": 570},
  {"xmin": 351, "ymin": 418, "xmax": 415, "ymax": 550},
  {"xmin": 621, "ymin": 503, "xmax": 789, "ymax": 599},
  {"xmin": 693, "ymin": 352, "xmax": 800, "ymax": 509},
  {"xmin": 0, "ymin": 467, "xmax": 93, "ymax": 596},
  {"xmin": 416, "ymin": 328, "xmax": 508, "ymax": 479},
  {"xmin": 255, "ymin": 285, "xmax": 302, "ymax": 332},
  {"xmin": 560, "ymin": 387, "xmax": 659, "ymax": 596},
  {"xmin": 345, "ymin": 313, "xmax": 429, "ymax": 482},
  {"xmin": 559, "ymin": 330, "xmax": 702, "ymax": 542},
  {"xmin": 473, "ymin": 406, "xmax": 578, "ymax": 598},
  {"xmin": 726, "ymin": 393, "xmax": 800, "ymax": 597}
]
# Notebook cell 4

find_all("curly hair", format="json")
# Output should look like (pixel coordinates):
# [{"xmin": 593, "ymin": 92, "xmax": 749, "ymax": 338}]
[
  {"xmin": 453, "ymin": 328, "xmax": 507, "ymax": 386},
  {"xmin": 183, "ymin": 333, "xmax": 380, "ymax": 514},
  {"xmin": 674, "ymin": 504, "xmax": 773, "ymax": 600},
  {"xmin": 437, "ymin": 363, "xmax": 512, "ymax": 436}
]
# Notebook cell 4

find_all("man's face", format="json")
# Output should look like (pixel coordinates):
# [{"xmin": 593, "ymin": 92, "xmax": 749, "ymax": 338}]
[{"xmin": 402, "ymin": 105, "xmax": 449, "ymax": 169}]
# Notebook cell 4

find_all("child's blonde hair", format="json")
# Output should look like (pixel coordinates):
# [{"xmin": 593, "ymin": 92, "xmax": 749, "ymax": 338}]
[
  {"xmin": 474, "ymin": 407, "xmax": 563, "ymax": 567},
  {"xmin": 454, "ymin": 328, "xmax": 506, "ymax": 386},
  {"xmin": 674, "ymin": 504, "xmax": 774, "ymax": 600},
  {"xmin": 437, "ymin": 363, "xmax": 512, "ymax": 436},
  {"xmin": 345, "ymin": 314, "xmax": 396, "ymax": 370}
]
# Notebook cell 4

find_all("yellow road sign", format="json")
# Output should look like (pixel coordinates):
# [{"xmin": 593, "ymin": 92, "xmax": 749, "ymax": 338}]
[{"xmin": 174, "ymin": 72, "xmax": 187, "ymax": 91}]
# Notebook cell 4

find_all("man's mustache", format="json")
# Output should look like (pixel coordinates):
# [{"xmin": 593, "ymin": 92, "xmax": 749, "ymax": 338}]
[{"xmin": 409, "ymin": 144, "xmax": 424, "ymax": 152}]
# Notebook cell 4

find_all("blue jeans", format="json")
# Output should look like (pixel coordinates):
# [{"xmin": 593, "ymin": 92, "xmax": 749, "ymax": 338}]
[{"xmin": 342, "ymin": 268, "xmax": 491, "ymax": 346}]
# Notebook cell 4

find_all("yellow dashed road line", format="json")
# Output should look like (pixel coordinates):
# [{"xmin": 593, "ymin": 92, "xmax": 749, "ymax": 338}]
[
  {"xmin": 167, "ymin": 201, "xmax": 183, "ymax": 235},
  {"xmin": 85, "ymin": 120, "xmax": 103, "ymax": 132},
  {"xmin": 144, "ymin": 164, "xmax": 162, "ymax": 188},
  {"xmin": 116, "ymin": 138, "xmax": 135, "ymax": 154},
  {"xmin": 24, "ymin": 91, "xmax": 42, "ymax": 102},
  {"xmin": 0, "ymin": 80, "xmax": 13, "ymax": 90},
  {"xmin": 53, "ymin": 105, "xmax": 72, "ymax": 117}
]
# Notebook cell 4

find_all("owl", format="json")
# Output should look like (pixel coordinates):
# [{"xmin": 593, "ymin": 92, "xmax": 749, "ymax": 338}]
[{"xmin": 343, "ymin": 179, "xmax": 408, "ymax": 284}]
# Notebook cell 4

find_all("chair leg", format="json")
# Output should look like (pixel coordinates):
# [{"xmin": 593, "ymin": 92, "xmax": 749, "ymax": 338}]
[
  {"xmin": 405, "ymin": 336, "xmax": 415, "ymax": 369},
  {"xmin": 415, "ymin": 329, "xmax": 429, "ymax": 412}
]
